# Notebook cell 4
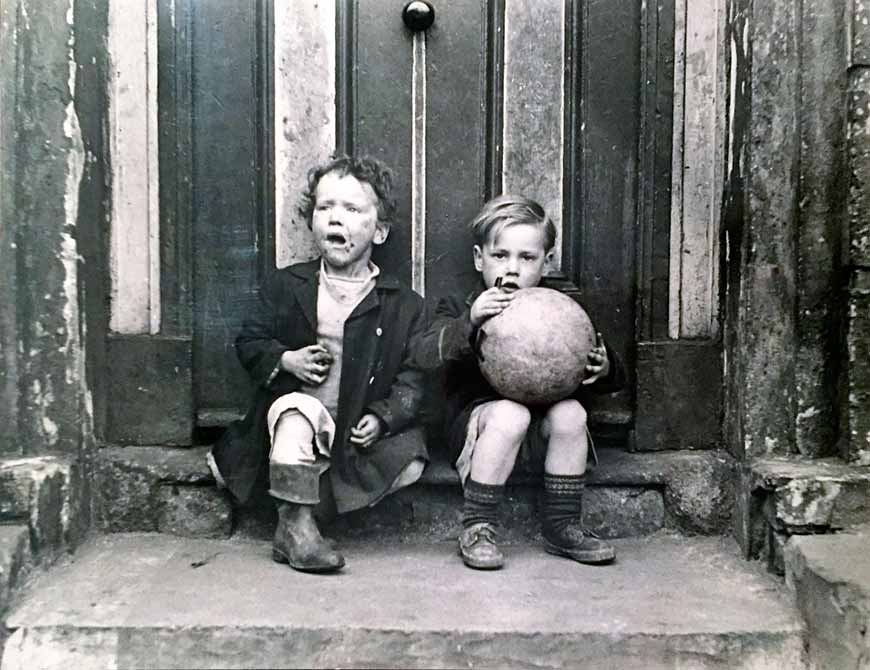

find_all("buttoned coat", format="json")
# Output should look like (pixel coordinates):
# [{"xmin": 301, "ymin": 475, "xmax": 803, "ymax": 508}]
[{"xmin": 210, "ymin": 259, "xmax": 428, "ymax": 513}]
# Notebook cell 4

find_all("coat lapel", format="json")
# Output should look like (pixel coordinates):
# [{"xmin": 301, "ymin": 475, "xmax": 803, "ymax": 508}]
[{"xmin": 289, "ymin": 260, "xmax": 320, "ymax": 332}]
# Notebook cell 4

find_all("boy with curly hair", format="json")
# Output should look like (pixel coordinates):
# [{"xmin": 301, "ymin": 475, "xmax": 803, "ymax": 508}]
[{"xmin": 209, "ymin": 155, "xmax": 428, "ymax": 573}]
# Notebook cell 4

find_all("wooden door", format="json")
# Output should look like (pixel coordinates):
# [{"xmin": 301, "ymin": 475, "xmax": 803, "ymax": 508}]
[{"xmin": 183, "ymin": 0, "xmax": 658, "ymax": 435}]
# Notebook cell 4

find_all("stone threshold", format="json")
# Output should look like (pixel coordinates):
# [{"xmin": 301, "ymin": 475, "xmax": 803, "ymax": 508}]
[{"xmin": 2, "ymin": 532, "xmax": 805, "ymax": 670}]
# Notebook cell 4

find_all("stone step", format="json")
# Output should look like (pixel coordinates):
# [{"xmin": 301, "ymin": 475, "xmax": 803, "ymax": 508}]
[
  {"xmin": 95, "ymin": 445, "xmax": 735, "ymax": 542},
  {"xmin": 0, "ymin": 526, "xmax": 31, "ymax": 616},
  {"xmin": 0, "ymin": 455, "xmax": 85, "ymax": 560},
  {"xmin": 784, "ymin": 524, "xmax": 870, "ymax": 669},
  {"xmin": 1, "ymin": 532, "xmax": 805, "ymax": 670},
  {"xmin": 737, "ymin": 456, "xmax": 870, "ymax": 573}
]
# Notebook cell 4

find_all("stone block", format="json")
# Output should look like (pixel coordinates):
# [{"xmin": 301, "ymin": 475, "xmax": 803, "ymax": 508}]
[
  {"xmin": 855, "ymin": 0, "xmax": 870, "ymax": 65},
  {"xmin": 635, "ymin": 342, "xmax": 722, "ymax": 451},
  {"xmin": 785, "ymin": 529, "xmax": 870, "ymax": 670},
  {"xmin": 768, "ymin": 477, "xmax": 870, "ymax": 531},
  {"xmin": 742, "ymin": 456, "xmax": 870, "ymax": 571},
  {"xmin": 96, "ymin": 463, "xmax": 157, "ymax": 533},
  {"xmin": 849, "ymin": 70, "xmax": 870, "ymax": 266},
  {"xmin": 582, "ymin": 487, "xmax": 664, "ymax": 538},
  {"xmin": 0, "ymin": 464, "xmax": 33, "ymax": 520},
  {"xmin": 0, "ymin": 525, "xmax": 31, "ymax": 615},
  {"xmin": 766, "ymin": 527, "xmax": 788, "ymax": 576},
  {"xmin": 664, "ymin": 453, "xmax": 735, "ymax": 534},
  {"xmin": 156, "ymin": 485, "xmax": 232, "ymax": 539},
  {"xmin": 0, "ymin": 456, "xmax": 79, "ymax": 558},
  {"xmin": 735, "ymin": 468, "xmax": 767, "ymax": 560},
  {"xmin": 105, "ymin": 335, "xmax": 193, "ymax": 446},
  {"xmin": 844, "ymin": 277, "xmax": 870, "ymax": 464},
  {"xmin": 95, "ymin": 446, "xmax": 216, "ymax": 534}
]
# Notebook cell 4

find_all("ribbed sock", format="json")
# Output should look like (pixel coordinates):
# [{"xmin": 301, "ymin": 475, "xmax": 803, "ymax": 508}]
[
  {"xmin": 462, "ymin": 478, "xmax": 505, "ymax": 528},
  {"xmin": 541, "ymin": 473, "xmax": 586, "ymax": 536}
]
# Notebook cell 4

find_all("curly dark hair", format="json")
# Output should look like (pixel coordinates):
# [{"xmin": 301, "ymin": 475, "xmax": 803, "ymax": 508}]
[{"xmin": 297, "ymin": 154, "xmax": 397, "ymax": 226}]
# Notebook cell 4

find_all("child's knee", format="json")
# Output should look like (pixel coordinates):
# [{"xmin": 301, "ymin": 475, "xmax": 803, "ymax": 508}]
[
  {"xmin": 271, "ymin": 410, "xmax": 317, "ymax": 465},
  {"xmin": 481, "ymin": 399, "xmax": 532, "ymax": 439},
  {"xmin": 546, "ymin": 400, "xmax": 587, "ymax": 434}
]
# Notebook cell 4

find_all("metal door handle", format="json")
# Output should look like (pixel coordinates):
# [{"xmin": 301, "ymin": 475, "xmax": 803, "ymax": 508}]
[{"xmin": 402, "ymin": 1, "xmax": 435, "ymax": 32}]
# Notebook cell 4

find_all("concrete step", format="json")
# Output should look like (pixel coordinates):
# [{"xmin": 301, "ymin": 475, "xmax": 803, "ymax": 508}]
[
  {"xmin": 2, "ymin": 532, "xmax": 805, "ymax": 670},
  {"xmin": 0, "ymin": 525, "xmax": 31, "ymax": 615},
  {"xmin": 0, "ymin": 455, "xmax": 85, "ymax": 559},
  {"xmin": 738, "ymin": 456, "xmax": 870, "ymax": 573},
  {"xmin": 95, "ymin": 445, "xmax": 735, "ymax": 542},
  {"xmin": 785, "ymin": 525, "xmax": 870, "ymax": 669}
]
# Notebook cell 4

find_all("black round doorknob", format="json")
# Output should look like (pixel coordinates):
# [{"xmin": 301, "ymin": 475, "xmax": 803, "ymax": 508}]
[{"xmin": 402, "ymin": 1, "xmax": 435, "ymax": 32}]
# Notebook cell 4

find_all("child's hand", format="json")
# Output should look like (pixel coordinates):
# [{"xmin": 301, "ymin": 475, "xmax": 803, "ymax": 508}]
[
  {"xmin": 281, "ymin": 345, "xmax": 333, "ymax": 385},
  {"xmin": 581, "ymin": 332, "xmax": 610, "ymax": 385},
  {"xmin": 470, "ymin": 287, "xmax": 515, "ymax": 327},
  {"xmin": 350, "ymin": 413, "xmax": 383, "ymax": 449}
]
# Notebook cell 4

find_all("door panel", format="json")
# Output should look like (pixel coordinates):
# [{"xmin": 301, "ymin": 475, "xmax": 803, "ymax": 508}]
[
  {"xmin": 191, "ymin": 1, "xmax": 264, "ymax": 416},
  {"xmin": 352, "ymin": 0, "xmax": 414, "ymax": 284},
  {"xmin": 185, "ymin": 0, "xmax": 657, "ymax": 430},
  {"xmin": 573, "ymin": 0, "xmax": 642, "ymax": 408},
  {"xmin": 424, "ymin": 0, "xmax": 490, "ymax": 299}
]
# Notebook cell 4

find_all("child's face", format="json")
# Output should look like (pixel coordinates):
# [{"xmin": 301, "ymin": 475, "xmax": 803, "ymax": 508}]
[
  {"xmin": 473, "ymin": 223, "xmax": 552, "ymax": 291},
  {"xmin": 311, "ymin": 171, "xmax": 389, "ymax": 277}
]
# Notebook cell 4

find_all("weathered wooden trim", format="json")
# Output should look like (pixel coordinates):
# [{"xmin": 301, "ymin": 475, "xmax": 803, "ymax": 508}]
[
  {"xmin": 410, "ymin": 31, "xmax": 427, "ymax": 296},
  {"xmin": 502, "ymin": 0, "xmax": 566, "ymax": 272},
  {"xmin": 485, "ymin": 0, "xmax": 505, "ymax": 198},
  {"xmin": 147, "ymin": 0, "xmax": 160, "ymax": 333},
  {"xmin": 561, "ymin": 0, "xmax": 580, "ymax": 279},
  {"xmin": 258, "ymin": 0, "xmax": 276, "ymax": 276},
  {"xmin": 108, "ymin": 0, "xmax": 161, "ymax": 335},
  {"xmin": 106, "ymin": 334, "xmax": 193, "ymax": 445},
  {"xmin": 274, "ymin": 0, "xmax": 333, "ymax": 270},
  {"xmin": 669, "ymin": 0, "xmax": 687, "ymax": 339},
  {"xmin": 158, "ymin": 0, "xmax": 193, "ymax": 336},
  {"xmin": 75, "ymin": 0, "xmax": 112, "ymax": 444},
  {"xmin": 353, "ymin": 2, "xmax": 413, "ymax": 286},
  {"xmin": 335, "ymin": 0, "xmax": 356, "ymax": 157},
  {"xmin": 669, "ymin": 0, "xmax": 725, "ymax": 339},
  {"xmin": 423, "ymin": 0, "xmax": 489, "ymax": 299},
  {"xmin": 635, "ymin": 340, "xmax": 722, "ymax": 451},
  {"xmin": 637, "ymin": 0, "xmax": 677, "ymax": 341},
  {"xmin": 0, "ymin": 0, "xmax": 19, "ymax": 453}
]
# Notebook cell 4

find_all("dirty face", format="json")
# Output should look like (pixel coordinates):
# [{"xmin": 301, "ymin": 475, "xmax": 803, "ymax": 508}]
[
  {"xmin": 311, "ymin": 171, "xmax": 389, "ymax": 277},
  {"xmin": 473, "ymin": 223, "xmax": 552, "ymax": 292}
]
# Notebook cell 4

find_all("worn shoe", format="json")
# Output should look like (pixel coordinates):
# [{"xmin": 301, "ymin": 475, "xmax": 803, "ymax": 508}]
[
  {"xmin": 458, "ymin": 522, "xmax": 504, "ymax": 570},
  {"xmin": 543, "ymin": 524, "xmax": 616, "ymax": 565},
  {"xmin": 272, "ymin": 502, "xmax": 345, "ymax": 573}
]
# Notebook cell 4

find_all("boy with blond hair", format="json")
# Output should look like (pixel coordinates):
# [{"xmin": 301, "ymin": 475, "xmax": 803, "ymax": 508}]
[{"xmin": 413, "ymin": 195, "xmax": 624, "ymax": 570}]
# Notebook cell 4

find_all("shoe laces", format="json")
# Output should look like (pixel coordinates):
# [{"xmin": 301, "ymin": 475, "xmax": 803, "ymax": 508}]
[{"xmin": 467, "ymin": 523, "xmax": 498, "ymax": 546}]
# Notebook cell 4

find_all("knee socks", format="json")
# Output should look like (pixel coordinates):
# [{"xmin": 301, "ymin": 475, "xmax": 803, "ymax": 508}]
[
  {"xmin": 541, "ymin": 473, "xmax": 586, "ymax": 536},
  {"xmin": 462, "ymin": 478, "xmax": 504, "ymax": 528}
]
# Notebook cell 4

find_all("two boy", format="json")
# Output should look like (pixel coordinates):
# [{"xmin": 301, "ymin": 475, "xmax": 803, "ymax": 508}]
[{"xmin": 209, "ymin": 156, "xmax": 623, "ymax": 573}]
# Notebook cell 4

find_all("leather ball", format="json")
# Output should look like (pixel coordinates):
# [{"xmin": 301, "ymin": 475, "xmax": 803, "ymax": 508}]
[{"xmin": 477, "ymin": 287, "xmax": 596, "ymax": 405}]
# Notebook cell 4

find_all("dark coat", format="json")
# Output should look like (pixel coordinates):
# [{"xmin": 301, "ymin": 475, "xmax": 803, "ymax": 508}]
[
  {"xmin": 412, "ymin": 279, "xmax": 626, "ymax": 461},
  {"xmin": 211, "ymin": 259, "xmax": 428, "ymax": 513}
]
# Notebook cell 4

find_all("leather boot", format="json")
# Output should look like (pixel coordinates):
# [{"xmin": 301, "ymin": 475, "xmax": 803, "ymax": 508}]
[
  {"xmin": 543, "ymin": 523, "xmax": 616, "ymax": 565},
  {"xmin": 541, "ymin": 473, "xmax": 615, "ymax": 565},
  {"xmin": 272, "ymin": 502, "xmax": 345, "ymax": 573},
  {"xmin": 458, "ymin": 521, "xmax": 504, "ymax": 570}
]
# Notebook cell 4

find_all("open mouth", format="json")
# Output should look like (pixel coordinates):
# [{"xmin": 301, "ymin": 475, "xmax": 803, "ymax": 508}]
[
  {"xmin": 500, "ymin": 281, "xmax": 520, "ymax": 292},
  {"xmin": 326, "ymin": 232, "xmax": 348, "ymax": 245}
]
